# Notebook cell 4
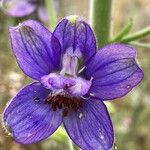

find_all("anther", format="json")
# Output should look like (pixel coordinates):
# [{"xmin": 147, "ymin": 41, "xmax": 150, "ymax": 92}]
[
  {"xmin": 45, "ymin": 96, "xmax": 54, "ymax": 104},
  {"xmin": 58, "ymin": 99, "xmax": 63, "ymax": 109},
  {"xmin": 63, "ymin": 108, "xmax": 69, "ymax": 117},
  {"xmin": 63, "ymin": 99, "xmax": 69, "ymax": 107},
  {"xmin": 51, "ymin": 102, "xmax": 57, "ymax": 111},
  {"xmin": 72, "ymin": 98, "xmax": 81, "ymax": 110},
  {"xmin": 45, "ymin": 94, "xmax": 82, "ymax": 117},
  {"xmin": 64, "ymin": 84, "xmax": 69, "ymax": 90}
]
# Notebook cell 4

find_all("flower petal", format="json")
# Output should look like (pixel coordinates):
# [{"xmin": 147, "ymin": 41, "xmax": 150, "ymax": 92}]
[
  {"xmin": 84, "ymin": 44, "xmax": 144, "ymax": 100},
  {"xmin": 2, "ymin": 82, "xmax": 62, "ymax": 144},
  {"xmin": 1, "ymin": 0, "xmax": 37, "ymax": 17},
  {"xmin": 63, "ymin": 99, "xmax": 114, "ymax": 150},
  {"xmin": 67, "ymin": 77, "xmax": 92, "ymax": 97},
  {"xmin": 53, "ymin": 16, "xmax": 96, "ymax": 64},
  {"xmin": 9, "ymin": 20, "xmax": 61, "ymax": 80}
]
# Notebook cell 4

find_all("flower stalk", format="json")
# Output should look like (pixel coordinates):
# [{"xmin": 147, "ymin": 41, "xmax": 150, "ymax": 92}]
[
  {"xmin": 68, "ymin": 136, "xmax": 75, "ymax": 150},
  {"xmin": 90, "ymin": 0, "xmax": 113, "ymax": 47},
  {"xmin": 45, "ymin": 0, "xmax": 57, "ymax": 31}
]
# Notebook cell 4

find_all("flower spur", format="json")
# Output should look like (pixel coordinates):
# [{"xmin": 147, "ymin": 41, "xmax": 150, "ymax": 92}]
[{"xmin": 2, "ymin": 16, "xmax": 143, "ymax": 150}]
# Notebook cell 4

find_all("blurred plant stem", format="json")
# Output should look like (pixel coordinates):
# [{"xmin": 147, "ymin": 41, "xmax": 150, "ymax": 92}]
[
  {"xmin": 90, "ymin": 0, "xmax": 113, "ymax": 47},
  {"xmin": 130, "ymin": 41, "xmax": 150, "ymax": 48},
  {"xmin": 68, "ymin": 135, "xmax": 79, "ymax": 150},
  {"xmin": 68, "ymin": 136, "xmax": 75, "ymax": 150},
  {"xmin": 45, "ymin": 0, "xmax": 57, "ymax": 31},
  {"xmin": 23, "ymin": 143, "xmax": 43, "ymax": 150},
  {"xmin": 110, "ymin": 18, "xmax": 133, "ymax": 42},
  {"xmin": 120, "ymin": 26, "xmax": 150, "ymax": 43}
]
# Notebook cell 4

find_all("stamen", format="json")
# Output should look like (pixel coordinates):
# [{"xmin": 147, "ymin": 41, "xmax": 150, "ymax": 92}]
[
  {"xmin": 81, "ymin": 93, "xmax": 90, "ymax": 99},
  {"xmin": 51, "ymin": 102, "xmax": 57, "ymax": 111},
  {"xmin": 64, "ymin": 84, "xmax": 69, "ymax": 90},
  {"xmin": 78, "ymin": 66, "xmax": 85, "ymax": 74},
  {"xmin": 45, "ymin": 96, "xmax": 54, "ymax": 104},
  {"xmin": 63, "ymin": 108, "xmax": 69, "ymax": 117},
  {"xmin": 45, "ymin": 95, "xmax": 82, "ymax": 117},
  {"xmin": 58, "ymin": 99, "xmax": 63, "ymax": 109}
]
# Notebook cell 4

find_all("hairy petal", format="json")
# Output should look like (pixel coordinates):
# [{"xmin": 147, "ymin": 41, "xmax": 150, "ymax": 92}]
[
  {"xmin": 84, "ymin": 44, "xmax": 144, "ymax": 100},
  {"xmin": 53, "ymin": 16, "xmax": 96, "ymax": 64},
  {"xmin": 67, "ymin": 77, "xmax": 92, "ymax": 97},
  {"xmin": 41, "ymin": 73, "xmax": 68, "ymax": 90},
  {"xmin": 2, "ymin": 82, "xmax": 62, "ymax": 144},
  {"xmin": 41, "ymin": 73, "xmax": 91, "ymax": 97},
  {"xmin": 9, "ymin": 20, "xmax": 61, "ymax": 80},
  {"xmin": 1, "ymin": 0, "xmax": 37, "ymax": 17},
  {"xmin": 63, "ymin": 99, "xmax": 114, "ymax": 150}
]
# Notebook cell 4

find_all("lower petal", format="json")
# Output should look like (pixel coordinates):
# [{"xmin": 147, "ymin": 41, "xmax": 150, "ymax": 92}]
[
  {"xmin": 2, "ymin": 82, "xmax": 62, "ymax": 144},
  {"xmin": 63, "ymin": 98, "xmax": 114, "ymax": 150}
]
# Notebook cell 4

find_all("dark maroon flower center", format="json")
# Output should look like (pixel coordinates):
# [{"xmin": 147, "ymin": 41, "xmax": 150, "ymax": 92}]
[{"xmin": 45, "ymin": 95, "xmax": 82, "ymax": 117}]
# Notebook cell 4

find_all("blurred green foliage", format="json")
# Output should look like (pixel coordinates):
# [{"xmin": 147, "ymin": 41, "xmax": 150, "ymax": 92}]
[{"xmin": 0, "ymin": 0, "xmax": 150, "ymax": 150}]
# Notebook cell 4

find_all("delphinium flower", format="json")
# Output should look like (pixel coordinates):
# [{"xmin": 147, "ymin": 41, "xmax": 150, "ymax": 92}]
[
  {"xmin": 0, "ymin": 0, "xmax": 58, "ymax": 23},
  {"xmin": 0, "ymin": 0, "xmax": 37, "ymax": 17},
  {"xmin": 2, "ymin": 15, "xmax": 143, "ymax": 150}
]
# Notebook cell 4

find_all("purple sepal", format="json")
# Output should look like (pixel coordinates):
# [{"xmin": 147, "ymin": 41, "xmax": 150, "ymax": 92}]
[
  {"xmin": 84, "ymin": 44, "xmax": 144, "ymax": 100},
  {"xmin": 2, "ymin": 82, "xmax": 62, "ymax": 144},
  {"xmin": 1, "ymin": 0, "xmax": 37, "ymax": 17},
  {"xmin": 53, "ymin": 16, "xmax": 96, "ymax": 64},
  {"xmin": 63, "ymin": 98, "xmax": 114, "ymax": 150},
  {"xmin": 9, "ymin": 20, "xmax": 61, "ymax": 80}
]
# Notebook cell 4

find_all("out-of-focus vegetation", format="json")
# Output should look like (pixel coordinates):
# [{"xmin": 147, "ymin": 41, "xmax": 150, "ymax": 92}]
[{"xmin": 0, "ymin": 0, "xmax": 150, "ymax": 150}]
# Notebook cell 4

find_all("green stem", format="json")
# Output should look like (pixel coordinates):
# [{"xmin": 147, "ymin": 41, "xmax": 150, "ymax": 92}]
[
  {"xmin": 45, "ymin": 0, "xmax": 57, "ymax": 31},
  {"xmin": 110, "ymin": 18, "xmax": 133, "ymax": 42},
  {"xmin": 90, "ymin": 0, "xmax": 113, "ymax": 47},
  {"xmin": 130, "ymin": 41, "xmax": 150, "ymax": 49},
  {"xmin": 68, "ymin": 136, "xmax": 75, "ymax": 150},
  {"xmin": 120, "ymin": 26, "xmax": 150, "ymax": 43}
]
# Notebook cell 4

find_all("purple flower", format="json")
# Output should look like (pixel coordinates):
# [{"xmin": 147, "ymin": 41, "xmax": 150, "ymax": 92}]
[
  {"xmin": 2, "ymin": 16, "xmax": 143, "ymax": 150},
  {"xmin": 0, "ymin": 0, "xmax": 58, "ymax": 23},
  {"xmin": 0, "ymin": 0, "xmax": 37, "ymax": 17}
]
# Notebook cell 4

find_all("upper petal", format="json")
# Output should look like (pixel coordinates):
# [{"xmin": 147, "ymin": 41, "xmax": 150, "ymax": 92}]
[
  {"xmin": 2, "ymin": 82, "xmax": 62, "ymax": 144},
  {"xmin": 63, "ymin": 98, "xmax": 114, "ymax": 150},
  {"xmin": 9, "ymin": 20, "xmax": 61, "ymax": 80},
  {"xmin": 84, "ymin": 44, "xmax": 144, "ymax": 100},
  {"xmin": 1, "ymin": 0, "xmax": 37, "ymax": 17},
  {"xmin": 53, "ymin": 15, "xmax": 96, "ymax": 64}
]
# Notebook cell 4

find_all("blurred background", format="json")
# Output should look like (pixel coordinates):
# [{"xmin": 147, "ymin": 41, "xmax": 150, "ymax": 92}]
[{"xmin": 0, "ymin": 0, "xmax": 150, "ymax": 150}]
